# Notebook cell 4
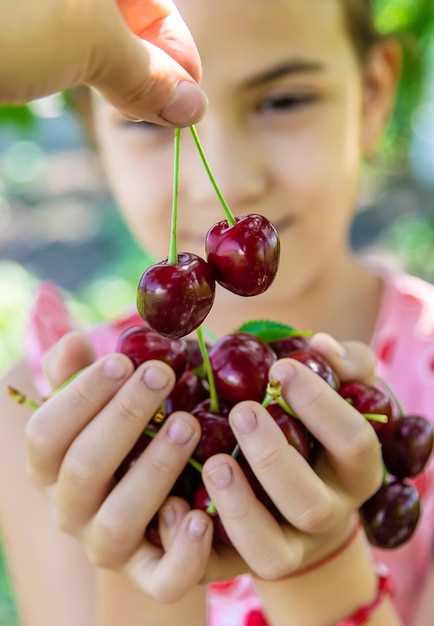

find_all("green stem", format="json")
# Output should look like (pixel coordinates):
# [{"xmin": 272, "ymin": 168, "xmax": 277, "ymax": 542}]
[
  {"xmin": 190, "ymin": 125, "xmax": 236, "ymax": 226},
  {"xmin": 168, "ymin": 128, "xmax": 181, "ymax": 264},
  {"xmin": 262, "ymin": 380, "xmax": 298, "ymax": 418},
  {"xmin": 7, "ymin": 386, "xmax": 41, "ymax": 411},
  {"xmin": 143, "ymin": 428, "xmax": 203, "ymax": 473},
  {"xmin": 196, "ymin": 326, "xmax": 219, "ymax": 413},
  {"xmin": 364, "ymin": 413, "xmax": 389, "ymax": 424}
]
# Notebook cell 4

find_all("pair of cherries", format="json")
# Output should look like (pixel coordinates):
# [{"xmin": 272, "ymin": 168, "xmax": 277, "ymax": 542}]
[
  {"xmin": 136, "ymin": 126, "xmax": 280, "ymax": 340},
  {"xmin": 116, "ymin": 324, "xmax": 434, "ymax": 551}
]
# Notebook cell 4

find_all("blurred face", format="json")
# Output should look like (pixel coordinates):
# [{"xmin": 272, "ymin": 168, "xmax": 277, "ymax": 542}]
[{"xmin": 93, "ymin": 0, "xmax": 383, "ymax": 303}]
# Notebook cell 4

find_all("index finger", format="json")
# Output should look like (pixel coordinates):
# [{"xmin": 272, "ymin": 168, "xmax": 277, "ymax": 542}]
[{"xmin": 117, "ymin": 0, "xmax": 202, "ymax": 81}]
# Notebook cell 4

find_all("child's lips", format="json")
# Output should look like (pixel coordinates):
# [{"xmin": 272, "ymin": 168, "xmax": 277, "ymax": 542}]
[{"xmin": 179, "ymin": 213, "xmax": 296, "ymax": 243}]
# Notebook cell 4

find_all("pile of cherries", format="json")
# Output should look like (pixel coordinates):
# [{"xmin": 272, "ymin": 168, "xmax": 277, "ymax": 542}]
[
  {"xmin": 116, "ymin": 126, "xmax": 432, "ymax": 551},
  {"xmin": 115, "ymin": 323, "xmax": 433, "ymax": 551}
]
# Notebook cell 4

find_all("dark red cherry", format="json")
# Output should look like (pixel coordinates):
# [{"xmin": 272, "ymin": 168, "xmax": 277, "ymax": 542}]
[
  {"xmin": 206, "ymin": 214, "xmax": 280, "ymax": 297},
  {"xmin": 209, "ymin": 333, "xmax": 277, "ymax": 404},
  {"xmin": 361, "ymin": 480, "xmax": 421, "ymax": 549},
  {"xmin": 288, "ymin": 349, "xmax": 339, "ymax": 390},
  {"xmin": 165, "ymin": 371, "xmax": 209, "ymax": 414},
  {"xmin": 185, "ymin": 338, "xmax": 211, "ymax": 371},
  {"xmin": 194, "ymin": 485, "xmax": 232, "ymax": 546},
  {"xmin": 338, "ymin": 381, "xmax": 394, "ymax": 434},
  {"xmin": 116, "ymin": 325, "xmax": 187, "ymax": 378},
  {"xmin": 238, "ymin": 454, "xmax": 283, "ymax": 521},
  {"xmin": 137, "ymin": 253, "xmax": 215, "ymax": 339},
  {"xmin": 380, "ymin": 416, "xmax": 434, "ymax": 479},
  {"xmin": 146, "ymin": 514, "xmax": 163, "ymax": 548},
  {"xmin": 266, "ymin": 403, "xmax": 315, "ymax": 463},
  {"xmin": 270, "ymin": 336, "xmax": 309, "ymax": 359},
  {"xmin": 171, "ymin": 464, "xmax": 203, "ymax": 505},
  {"xmin": 192, "ymin": 400, "xmax": 236, "ymax": 464}
]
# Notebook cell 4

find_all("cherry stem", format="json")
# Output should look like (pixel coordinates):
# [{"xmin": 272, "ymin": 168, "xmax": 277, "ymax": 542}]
[
  {"xmin": 196, "ymin": 326, "xmax": 219, "ymax": 413},
  {"xmin": 364, "ymin": 413, "xmax": 389, "ymax": 424},
  {"xmin": 262, "ymin": 380, "xmax": 298, "ymax": 418},
  {"xmin": 7, "ymin": 386, "xmax": 40, "ymax": 411},
  {"xmin": 168, "ymin": 127, "xmax": 181, "ymax": 265},
  {"xmin": 189, "ymin": 125, "xmax": 236, "ymax": 226}
]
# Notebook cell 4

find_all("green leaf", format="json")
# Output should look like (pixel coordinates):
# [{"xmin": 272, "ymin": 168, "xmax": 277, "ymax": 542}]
[{"xmin": 237, "ymin": 320, "xmax": 312, "ymax": 343}]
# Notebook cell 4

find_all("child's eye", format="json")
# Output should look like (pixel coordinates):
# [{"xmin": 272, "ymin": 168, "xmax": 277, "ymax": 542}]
[{"xmin": 255, "ymin": 93, "xmax": 319, "ymax": 114}]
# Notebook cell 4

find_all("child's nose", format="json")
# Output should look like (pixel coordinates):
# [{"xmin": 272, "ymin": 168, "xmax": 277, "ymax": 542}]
[{"xmin": 185, "ymin": 126, "xmax": 270, "ymax": 213}]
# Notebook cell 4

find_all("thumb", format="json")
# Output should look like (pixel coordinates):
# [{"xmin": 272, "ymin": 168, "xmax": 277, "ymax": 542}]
[
  {"xmin": 87, "ymin": 1, "xmax": 207, "ymax": 126},
  {"xmin": 42, "ymin": 331, "xmax": 96, "ymax": 392}
]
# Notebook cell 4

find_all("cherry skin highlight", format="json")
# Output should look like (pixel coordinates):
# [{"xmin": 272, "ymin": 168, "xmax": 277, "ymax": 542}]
[
  {"xmin": 380, "ymin": 416, "xmax": 434, "ymax": 479},
  {"xmin": 137, "ymin": 253, "xmax": 215, "ymax": 339},
  {"xmin": 116, "ymin": 325, "xmax": 187, "ymax": 378},
  {"xmin": 206, "ymin": 214, "xmax": 280, "ymax": 297},
  {"xmin": 209, "ymin": 333, "xmax": 277, "ymax": 404},
  {"xmin": 165, "ymin": 370, "xmax": 208, "ymax": 414},
  {"xmin": 270, "ymin": 335, "xmax": 309, "ymax": 359},
  {"xmin": 289, "ymin": 349, "xmax": 339, "ymax": 390},
  {"xmin": 339, "ymin": 381, "xmax": 394, "ymax": 434},
  {"xmin": 192, "ymin": 400, "xmax": 236, "ymax": 463}
]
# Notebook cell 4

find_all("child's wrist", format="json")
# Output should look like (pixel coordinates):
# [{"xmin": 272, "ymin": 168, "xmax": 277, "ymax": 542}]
[{"xmin": 253, "ymin": 522, "xmax": 388, "ymax": 626}]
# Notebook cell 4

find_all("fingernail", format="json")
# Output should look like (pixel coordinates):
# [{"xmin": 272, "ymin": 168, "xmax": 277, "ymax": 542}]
[
  {"xmin": 103, "ymin": 355, "xmax": 130, "ymax": 380},
  {"xmin": 231, "ymin": 407, "xmax": 257, "ymax": 434},
  {"xmin": 188, "ymin": 515, "xmax": 208, "ymax": 538},
  {"xmin": 207, "ymin": 464, "xmax": 233, "ymax": 489},
  {"xmin": 310, "ymin": 333, "xmax": 346, "ymax": 358},
  {"xmin": 162, "ymin": 506, "xmax": 176, "ymax": 527},
  {"xmin": 270, "ymin": 361, "xmax": 296, "ymax": 386},
  {"xmin": 142, "ymin": 366, "xmax": 169, "ymax": 390},
  {"xmin": 167, "ymin": 418, "xmax": 194, "ymax": 445},
  {"xmin": 160, "ymin": 81, "xmax": 208, "ymax": 125}
]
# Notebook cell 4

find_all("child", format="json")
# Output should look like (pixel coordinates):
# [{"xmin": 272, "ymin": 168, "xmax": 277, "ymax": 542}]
[{"xmin": 1, "ymin": 1, "xmax": 433, "ymax": 625}]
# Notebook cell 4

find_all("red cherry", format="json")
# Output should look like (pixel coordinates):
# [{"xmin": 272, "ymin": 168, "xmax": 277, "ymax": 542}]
[
  {"xmin": 238, "ymin": 454, "xmax": 283, "ymax": 521},
  {"xmin": 269, "ymin": 335, "xmax": 309, "ymax": 358},
  {"xmin": 380, "ymin": 416, "xmax": 434, "ymax": 479},
  {"xmin": 165, "ymin": 371, "xmax": 209, "ymax": 414},
  {"xmin": 338, "ymin": 381, "xmax": 394, "ymax": 434},
  {"xmin": 266, "ymin": 403, "xmax": 315, "ymax": 463},
  {"xmin": 192, "ymin": 400, "xmax": 236, "ymax": 463},
  {"xmin": 361, "ymin": 480, "xmax": 421, "ymax": 549},
  {"xmin": 137, "ymin": 253, "xmax": 215, "ymax": 339},
  {"xmin": 185, "ymin": 338, "xmax": 211, "ymax": 370},
  {"xmin": 206, "ymin": 215, "xmax": 280, "ymax": 296},
  {"xmin": 194, "ymin": 485, "xmax": 232, "ymax": 546},
  {"xmin": 116, "ymin": 325, "xmax": 187, "ymax": 378},
  {"xmin": 209, "ymin": 333, "xmax": 276, "ymax": 404},
  {"xmin": 289, "ymin": 349, "xmax": 339, "ymax": 390}
]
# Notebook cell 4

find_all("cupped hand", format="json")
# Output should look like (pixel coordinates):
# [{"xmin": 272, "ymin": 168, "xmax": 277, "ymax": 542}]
[
  {"xmin": 25, "ymin": 331, "xmax": 213, "ymax": 603},
  {"xmin": 1, "ymin": 0, "xmax": 206, "ymax": 126},
  {"xmin": 163, "ymin": 333, "xmax": 382, "ymax": 583}
]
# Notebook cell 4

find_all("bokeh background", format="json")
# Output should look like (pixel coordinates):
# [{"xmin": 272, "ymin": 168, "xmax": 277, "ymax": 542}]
[{"xmin": 1, "ymin": 0, "xmax": 434, "ymax": 623}]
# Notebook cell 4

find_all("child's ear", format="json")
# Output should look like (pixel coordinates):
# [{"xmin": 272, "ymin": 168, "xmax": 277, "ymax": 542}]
[
  {"xmin": 361, "ymin": 39, "xmax": 402, "ymax": 157},
  {"xmin": 69, "ymin": 86, "xmax": 97, "ymax": 148}
]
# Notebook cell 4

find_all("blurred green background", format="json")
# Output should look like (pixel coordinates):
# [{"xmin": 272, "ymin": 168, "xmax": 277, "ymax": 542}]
[{"xmin": 0, "ymin": 0, "xmax": 434, "ymax": 623}]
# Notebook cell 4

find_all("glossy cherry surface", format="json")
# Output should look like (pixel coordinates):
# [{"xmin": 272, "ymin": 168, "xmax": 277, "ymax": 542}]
[
  {"xmin": 206, "ymin": 215, "xmax": 280, "ymax": 296},
  {"xmin": 209, "ymin": 333, "xmax": 276, "ymax": 404},
  {"xmin": 185, "ymin": 338, "xmax": 210, "ymax": 370},
  {"xmin": 137, "ymin": 253, "xmax": 215, "ymax": 339},
  {"xmin": 116, "ymin": 325, "xmax": 187, "ymax": 378},
  {"xmin": 361, "ymin": 480, "xmax": 421, "ymax": 549},
  {"xmin": 288, "ymin": 349, "xmax": 339, "ymax": 390},
  {"xmin": 165, "ymin": 371, "xmax": 208, "ymax": 414},
  {"xmin": 269, "ymin": 336, "xmax": 309, "ymax": 359},
  {"xmin": 339, "ymin": 381, "xmax": 394, "ymax": 433},
  {"xmin": 380, "ymin": 416, "xmax": 434, "ymax": 479},
  {"xmin": 192, "ymin": 400, "xmax": 236, "ymax": 463},
  {"xmin": 266, "ymin": 403, "xmax": 315, "ymax": 463}
]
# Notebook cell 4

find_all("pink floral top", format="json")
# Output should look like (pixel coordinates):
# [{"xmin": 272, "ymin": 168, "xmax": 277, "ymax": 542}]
[{"xmin": 25, "ymin": 269, "xmax": 434, "ymax": 626}]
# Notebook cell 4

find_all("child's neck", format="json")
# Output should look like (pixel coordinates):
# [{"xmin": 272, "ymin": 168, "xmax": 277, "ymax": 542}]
[{"xmin": 207, "ymin": 253, "xmax": 385, "ymax": 346}]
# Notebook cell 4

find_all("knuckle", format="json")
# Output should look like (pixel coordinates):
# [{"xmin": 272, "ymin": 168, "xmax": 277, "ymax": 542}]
[
  {"xmin": 345, "ymin": 427, "xmax": 379, "ymax": 465},
  {"xmin": 256, "ymin": 557, "xmax": 291, "ymax": 581},
  {"xmin": 60, "ymin": 454, "xmax": 96, "ymax": 489},
  {"xmin": 294, "ymin": 380, "xmax": 328, "ymax": 413},
  {"xmin": 296, "ymin": 500, "xmax": 335, "ymax": 534},
  {"xmin": 116, "ymin": 394, "xmax": 146, "ymax": 424},
  {"xmin": 92, "ymin": 512, "xmax": 131, "ymax": 548},
  {"xmin": 148, "ymin": 452, "xmax": 177, "ymax": 478},
  {"xmin": 68, "ymin": 382, "xmax": 94, "ymax": 410},
  {"xmin": 252, "ymin": 447, "xmax": 282, "ymax": 473}
]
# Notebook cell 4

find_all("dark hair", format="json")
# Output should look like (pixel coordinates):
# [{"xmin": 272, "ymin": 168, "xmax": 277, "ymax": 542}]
[{"xmin": 343, "ymin": 0, "xmax": 383, "ymax": 58}]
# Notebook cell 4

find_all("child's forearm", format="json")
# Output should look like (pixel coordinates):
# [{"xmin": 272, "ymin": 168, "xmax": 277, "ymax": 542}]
[{"xmin": 253, "ymin": 529, "xmax": 402, "ymax": 626}]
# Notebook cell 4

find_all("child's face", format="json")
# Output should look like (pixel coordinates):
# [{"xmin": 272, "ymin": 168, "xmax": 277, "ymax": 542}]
[{"xmin": 94, "ymin": 0, "xmax": 390, "ymax": 301}]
